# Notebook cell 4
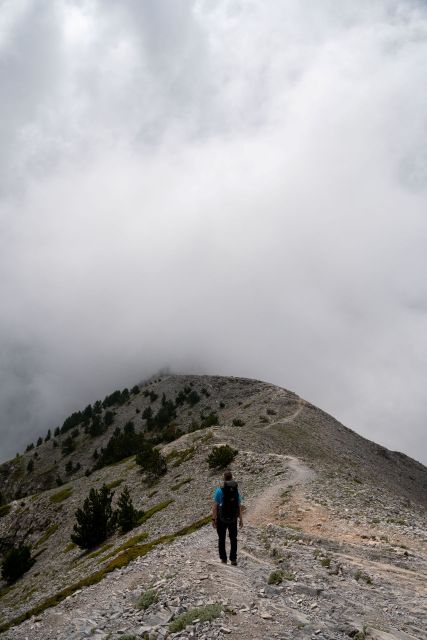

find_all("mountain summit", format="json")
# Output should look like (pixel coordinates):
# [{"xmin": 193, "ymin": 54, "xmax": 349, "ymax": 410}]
[{"xmin": 0, "ymin": 374, "xmax": 426, "ymax": 639}]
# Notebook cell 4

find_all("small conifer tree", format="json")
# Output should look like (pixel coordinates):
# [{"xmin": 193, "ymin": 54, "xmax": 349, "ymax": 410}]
[
  {"xmin": 116, "ymin": 486, "xmax": 139, "ymax": 533},
  {"xmin": 1, "ymin": 545, "xmax": 35, "ymax": 584},
  {"xmin": 71, "ymin": 485, "xmax": 116, "ymax": 549},
  {"xmin": 136, "ymin": 443, "xmax": 167, "ymax": 483},
  {"xmin": 61, "ymin": 435, "xmax": 75, "ymax": 456}
]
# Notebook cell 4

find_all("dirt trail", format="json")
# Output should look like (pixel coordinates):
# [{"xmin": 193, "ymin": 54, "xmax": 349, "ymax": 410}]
[
  {"xmin": 262, "ymin": 397, "xmax": 306, "ymax": 431},
  {"xmin": 247, "ymin": 454, "xmax": 314, "ymax": 526}
]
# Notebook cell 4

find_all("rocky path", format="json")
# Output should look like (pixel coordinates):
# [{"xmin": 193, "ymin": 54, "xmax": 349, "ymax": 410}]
[
  {"xmin": 247, "ymin": 454, "xmax": 314, "ymax": 526},
  {"xmin": 262, "ymin": 398, "xmax": 306, "ymax": 431},
  {"xmin": 3, "ymin": 452, "xmax": 425, "ymax": 640}
]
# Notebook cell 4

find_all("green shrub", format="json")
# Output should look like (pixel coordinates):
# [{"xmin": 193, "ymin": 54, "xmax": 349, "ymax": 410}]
[
  {"xmin": 320, "ymin": 557, "xmax": 331, "ymax": 568},
  {"xmin": 201, "ymin": 412, "xmax": 219, "ymax": 428},
  {"xmin": 268, "ymin": 569, "xmax": 294, "ymax": 583},
  {"xmin": 116, "ymin": 486, "xmax": 140, "ymax": 533},
  {"xmin": 207, "ymin": 445, "xmax": 238, "ymax": 469},
  {"xmin": 354, "ymin": 569, "xmax": 372, "ymax": 585},
  {"xmin": 71, "ymin": 485, "xmax": 116, "ymax": 549},
  {"xmin": 169, "ymin": 603, "xmax": 222, "ymax": 632},
  {"xmin": 268, "ymin": 570, "xmax": 284, "ymax": 585},
  {"xmin": 232, "ymin": 418, "xmax": 245, "ymax": 427},
  {"xmin": 137, "ymin": 588, "xmax": 158, "ymax": 610},
  {"xmin": 1, "ymin": 546, "xmax": 35, "ymax": 584},
  {"xmin": 27, "ymin": 459, "xmax": 34, "ymax": 473}
]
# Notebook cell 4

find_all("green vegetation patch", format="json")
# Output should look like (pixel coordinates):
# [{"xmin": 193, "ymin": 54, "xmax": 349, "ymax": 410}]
[
  {"xmin": 111, "ymin": 455, "xmax": 135, "ymax": 467},
  {"xmin": 171, "ymin": 478, "xmax": 192, "ymax": 492},
  {"xmin": 207, "ymin": 445, "xmax": 238, "ymax": 469},
  {"xmin": 0, "ymin": 584, "xmax": 17, "ymax": 601},
  {"xmin": 166, "ymin": 446, "xmax": 196, "ymax": 468},
  {"xmin": 105, "ymin": 479, "xmax": 123, "ymax": 490},
  {"xmin": 268, "ymin": 570, "xmax": 284, "ymax": 585},
  {"xmin": 35, "ymin": 524, "xmax": 59, "ymax": 548},
  {"xmin": 137, "ymin": 499, "xmax": 174, "ymax": 525},
  {"xmin": 0, "ymin": 515, "xmax": 211, "ymax": 634},
  {"xmin": 0, "ymin": 504, "xmax": 11, "ymax": 518},
  {"xmin": 169, "ymin": 603, "xmax": 222, "ymax": 633},
  {"xmin": 354, "ymin": 569, "xmax": 373, "ymax": 585},
  {"xmin": 232, "ymin": 418, "xmax": 245, "ymax": 427},
  {"xmin": 320, "ymin": 557, "xmax": 331, "ymax": 568},
  {"xmin": 85, "ymin": 542, "xmax": 114, "ymax": 560},
  {"xmin": 137, "ymin": 588, "xmax": 158, "ymax": 610},
  {"xmin": 268, "ymin": 569, "xmax": 294, "ymax": 584},
  {"xmin": 49, "ymin": 487, "xmax": 73, "ymax": 503},
  {"xmin": 101, "ymin": 533, "xmax": 149, "ymax": 562},
  {"xmin": 63, "ymin": 542, "xmax": 76, "ymax": 553}
]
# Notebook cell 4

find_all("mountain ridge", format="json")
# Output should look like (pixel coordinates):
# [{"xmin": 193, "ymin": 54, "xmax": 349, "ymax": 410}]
[{"xmin": 0, "ymin": 374, "xmax": 426, "ymax": 639}]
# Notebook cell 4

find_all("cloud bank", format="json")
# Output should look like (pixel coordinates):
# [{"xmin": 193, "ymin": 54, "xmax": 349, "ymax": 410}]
[{"xmin": 1, "ymin": 0, "xmax": 427, "ymax": 463}]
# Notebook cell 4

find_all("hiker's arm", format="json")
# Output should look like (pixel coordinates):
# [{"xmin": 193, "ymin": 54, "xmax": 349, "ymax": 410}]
[
  {"xmin": 238, "ymin": 500, "xmax": 243, "ymax": 528},
  {"xmin": 212, "ymin": 502, "xmax": 218, "ymax": 528}
]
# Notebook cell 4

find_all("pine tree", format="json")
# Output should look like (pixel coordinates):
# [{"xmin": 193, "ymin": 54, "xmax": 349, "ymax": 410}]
[
  {"xmin": 61, "ymin": 435, "xmax": 75, "ymax": 456},
  {"xmin": 136, "ymin": 443, "xmax": 167, "ymax": 483},
  {"xmin": 71, "ymin": 485, "xmax": 116, "ymax": 549},
  {"xmin": 1, "ymin": 546, "xmax": 35, "ymax": 584},
  {"xmin": 116, "ymin": 486, "xmax": 139, "ymax": 533}
]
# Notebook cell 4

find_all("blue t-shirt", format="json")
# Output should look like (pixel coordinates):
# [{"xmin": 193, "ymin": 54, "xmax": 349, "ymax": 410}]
[{"xmin": 213, "ymin": 487, "xmax": 242, "ymax": 505}]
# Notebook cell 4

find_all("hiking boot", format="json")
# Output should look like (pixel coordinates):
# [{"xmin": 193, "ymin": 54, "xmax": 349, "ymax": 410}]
[
  {"xmin": 221, "ymin": 559, "xmax": 227, "ymax": 564},
  {"xmin": 230, "ymin": 560, "xmax": 237, "ymax": 566}
]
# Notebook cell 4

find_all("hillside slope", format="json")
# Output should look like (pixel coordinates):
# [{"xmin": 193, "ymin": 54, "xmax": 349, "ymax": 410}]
[{"xmin": 0, "ymin": 375, "xmax": 426, "ymax": 639}]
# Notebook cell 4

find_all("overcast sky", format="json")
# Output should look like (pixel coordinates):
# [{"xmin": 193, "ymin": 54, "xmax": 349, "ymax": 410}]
[{"xmin": 1, "ymin": 0, "xmax": 427, "ymax": 465}]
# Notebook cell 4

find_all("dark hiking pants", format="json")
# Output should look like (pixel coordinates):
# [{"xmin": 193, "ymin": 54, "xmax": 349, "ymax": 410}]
[{"xmin": 217, "ymin": 518, "xmax": 238, "ymax": 562}]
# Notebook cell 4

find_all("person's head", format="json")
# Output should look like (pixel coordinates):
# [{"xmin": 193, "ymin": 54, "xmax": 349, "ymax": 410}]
[{"xmin": 223, "ymin": 469, "xmax": 233, "ymax": 481}]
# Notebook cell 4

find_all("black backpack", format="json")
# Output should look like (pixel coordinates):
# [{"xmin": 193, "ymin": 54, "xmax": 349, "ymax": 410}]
[{"xmin": 219, "ymin": 480, "xmax": 239, "ymax": 523}]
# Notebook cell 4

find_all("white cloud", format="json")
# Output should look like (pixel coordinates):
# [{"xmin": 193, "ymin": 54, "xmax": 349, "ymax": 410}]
[{"xmin": 0, "ymin": 0, "xmax": 427, "ymax": 463}]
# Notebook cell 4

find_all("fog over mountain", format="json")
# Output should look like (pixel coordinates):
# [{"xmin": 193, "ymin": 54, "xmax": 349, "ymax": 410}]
[{"xmin": 1, "ymin": 0, "xmax": 427, "ymax": 464}]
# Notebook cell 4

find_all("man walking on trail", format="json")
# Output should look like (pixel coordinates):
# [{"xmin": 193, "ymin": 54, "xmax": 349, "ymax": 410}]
[{"xmin": 212, "ymin": 469, "xmax": 243, "ymax": 565}]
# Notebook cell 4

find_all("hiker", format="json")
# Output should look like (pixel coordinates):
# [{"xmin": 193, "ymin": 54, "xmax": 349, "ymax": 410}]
[{"xmin": 212, "ymin": 469, "xmax": 243, "ymax": 565}]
